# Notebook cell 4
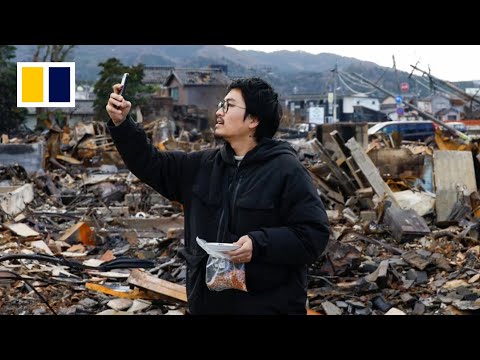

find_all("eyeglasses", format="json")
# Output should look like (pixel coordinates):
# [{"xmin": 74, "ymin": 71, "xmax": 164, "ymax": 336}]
[{"xmin": 217, "ymin": 99, "xmax": 246, "ymax": 114}]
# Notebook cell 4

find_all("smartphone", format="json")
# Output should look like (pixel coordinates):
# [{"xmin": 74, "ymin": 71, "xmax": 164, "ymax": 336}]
[
  {"xmin": 114, "ymin": 73, "xmax": 129, "ymax": 109},
  {"xmin": 119, "ymin": 72, "xmax": 129, "ymax": 96}
]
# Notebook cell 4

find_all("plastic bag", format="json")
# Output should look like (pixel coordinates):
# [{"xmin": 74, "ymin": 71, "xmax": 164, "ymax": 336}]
[
  {"xmin": 196, "ymin": 237, "xmax": 247, "ymax": 292},
  {"xmin": 205, "ymin": 257, "xmax": 247, "ymax": 292}
]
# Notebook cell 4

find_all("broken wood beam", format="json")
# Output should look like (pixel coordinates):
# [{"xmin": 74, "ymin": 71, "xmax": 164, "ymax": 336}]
[
  {"xmin": 114, "ymin": 216, "xmax": 184, "ymax": 231},
  {"xmin": 313, "ymin": 139, "xmax": 357, "ymax": 196},
  {"xmin": 128, "ymin": 269, "xmax": 187, "ymax": 303},
  {"xmin": 330, "ymin": 130, "xmax": 367, "ymax": 188},
  {"xmin": 341, "ymin": 231, "xmax": 404, "ymax": 255},
  {"xmin": 85, "ymin": 282, "xmax": 160, "ymax": 300},
  {"xmin": 345, "ymin": 137, "xmax": 400, "ymax": 208}
]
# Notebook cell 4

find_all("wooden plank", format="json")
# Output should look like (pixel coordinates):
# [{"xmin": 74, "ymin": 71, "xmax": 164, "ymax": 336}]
[
  {"xmin": 79, "ymin": 206, "xmax": 129, "ymax": 217},
  {"xmin": 56, "ymin": 154, "xmax": 82, "ymax": 164},
  {"xmin": 309, "ymin": 173, "xmax": 344, "ymax": 204},
  {"xmin": 313, "ymin": 139, "xmax": 357, "ymax": 196},
  {"xmin": 433, "ymin": 150, "xmax": 477, "ymax": 222},
  {"xmin": 328, "ymin": 131, "xmax": 348, "ymax": 167},
  {"xmin": 329, "ymin": 130, "xmax": 366, "ymax": 188},
  {"xmin": 307, "ymin": 307, "xmax": 322, "ymax": 315},
  {"xmin": 128, "ymin": 269, "xmax": 187, "ymax": 303},
  {"xmin": 85, "ymin": 283, "xmax": 155, "ymax": 299},
  {"xmin": 345, "ymin": 157, "xmax": 366, "ymax": 188},
  {"xmin": 345, "ymin": 137, "xmax": 400, "ymax": 207},
  {"xmin": 3, "ymin": 222, "xmax": 40, "ymax": 237},
  {"xmin": 330, "ymin": 130, "xmax": 352, "ymax": 157},
  {"xmin": 81, "ymin": 174, "xmax": 112, "ymax": 185},
  {"xmin": 344, "ymin": 231, "xmax": 403, "ymax": 255},
  {"xmin": 115, "ymin": 216, "xmax": 184, "ymax": 231}
]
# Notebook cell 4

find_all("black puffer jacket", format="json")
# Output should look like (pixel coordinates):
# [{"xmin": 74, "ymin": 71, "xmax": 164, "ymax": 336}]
[{"xmin": 108, "ymin": 117, "xmax": 330, "ymax": 314}]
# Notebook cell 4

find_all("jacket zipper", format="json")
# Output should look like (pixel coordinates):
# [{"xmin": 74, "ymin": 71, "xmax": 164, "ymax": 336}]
[
  {"xmin": 215, "ymin": 209, "xmax": 225, "ymax": 243},
  {"xmin": 215, "ymin": 165, "xmax": 237, "ymax": 243},
  {"xmin": 228, "ymin": 164, "xmax": 242, "ymax": 237},
  {"xmin": 230, "ymin": 175, "xmax": 242, "ymax": 232},
  {"xmin": 216, "ymin": 163, "xmax": 243, "ymax": 243}
]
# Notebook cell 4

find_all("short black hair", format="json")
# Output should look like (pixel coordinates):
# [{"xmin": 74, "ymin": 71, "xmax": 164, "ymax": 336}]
[{"xmin": 227, "ymin": 77, "xmax": 282, "ymax": 141}]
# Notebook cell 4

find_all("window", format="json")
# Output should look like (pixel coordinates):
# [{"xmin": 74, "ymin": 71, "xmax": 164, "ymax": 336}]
[
  {"xmin": 402, "ymin": 123, "xmax": 416, "ymax": 134},
  {"xmin": 382, "ymin": 124, "xmax": 398, "ymax": 135},
  {"xmin": 170, "ymin": 87, "xmax": 179, "ymax": 101},
  {"xmin": 419, "ymin": 123, "xmax": 434, "ymax": 132}
]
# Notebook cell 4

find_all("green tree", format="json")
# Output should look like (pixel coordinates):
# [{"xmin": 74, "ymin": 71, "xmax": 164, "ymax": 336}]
[
  {"xmin": 0, "ymin": 45, "xmax": 27, "ymax": 133},
  {"xmin": 93, "ymin": 58, "xmax": 153, "ymax": 122}
]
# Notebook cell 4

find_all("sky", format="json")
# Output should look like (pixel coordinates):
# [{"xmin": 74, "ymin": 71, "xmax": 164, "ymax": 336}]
[{"xmin": 226, "ymin": 45, "xmax": 480, "ymax": 82}]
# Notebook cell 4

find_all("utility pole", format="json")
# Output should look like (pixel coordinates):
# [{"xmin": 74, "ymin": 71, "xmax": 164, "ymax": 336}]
[
  {"xmin": 411, "ymin": 64, "xmax": 480, "ymax": 106},
  {"xmin": 332, "ymin": 64, "xmax": 338, "ymax": 123},
  {"xmin": 349, "ymin": 72, "xmax": 470, "ymax": 142}
]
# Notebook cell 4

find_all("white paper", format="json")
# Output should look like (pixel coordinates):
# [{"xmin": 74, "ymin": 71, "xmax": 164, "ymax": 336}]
[{"xmin": 196, "ymin": 237, "xmax": 238, "ymax": 259}]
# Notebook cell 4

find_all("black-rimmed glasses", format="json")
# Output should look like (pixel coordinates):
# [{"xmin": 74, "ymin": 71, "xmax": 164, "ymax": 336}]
[{"xmin": 217, "ymin": 99, "xmax": 246, "ymax": 114}]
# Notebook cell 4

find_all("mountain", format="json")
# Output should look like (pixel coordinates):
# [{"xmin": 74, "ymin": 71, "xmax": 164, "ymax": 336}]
[{"xmin": 13, "ymin": 45, "xmax": 475, "ymax": 97}]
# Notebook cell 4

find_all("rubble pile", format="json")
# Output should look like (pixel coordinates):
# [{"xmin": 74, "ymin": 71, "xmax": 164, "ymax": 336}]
[{"xmin": 2, "ymin": 120, "xmax": 480, "ymax": 315}]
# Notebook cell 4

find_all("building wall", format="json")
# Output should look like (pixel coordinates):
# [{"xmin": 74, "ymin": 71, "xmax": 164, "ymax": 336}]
[
  {"xmin": 284, "ymin": 96, "xmax": 325, "ymax": 125},
  {"xmin": 382, "ymin": 96, "xmax": 397, "ymax": 105},
  {"xmin": 452, "ymin": 104, "xmax": 465, "ymax": 114},
  {"xmin": 439, "ymin": 110, "xmax": 460, "ymax": 121},
  {"xmin": 142, "ymin": 96, "xmax": 174, "ymax": 122},
  {"xmin": 0, "ymin": 143, "xmax": 44, "ymax": 175},
  {"xmin": 343, "ymin": 96, "xmax": 380, "ymax": 114},
  {"xmin": 169, "ymin": 78, "xmax": 184, "ymax": 104},
  {"xmin": 417, "ymin": 100, "xmax": 432, "ymax": 114},
  {"xmin": 184, "ymin": 86, "xmax": 228, "ymax": 123},
  {"xmin": 168, "ymin": 78, "xmax": 227, "ymax": 124},
  {"xmin": 24, "ymin": 115, "xmax": 93, "ymax": 130},
  {"xmin": 431, "ymin": 96, "xmax": 451, "ymax": 114}
]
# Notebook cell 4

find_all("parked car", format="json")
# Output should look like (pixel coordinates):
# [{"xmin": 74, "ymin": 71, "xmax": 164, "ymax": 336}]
[
  {"xmin": 294, "ymin": 123, "xmax": 317, "ymax": 132},
  {"xmin": 277, "ymin": 123, "xmax": 316, "ymax": 139},
  {"xmin": 368, "ymin": 120, "xmax": 435, "ymax": 142}
]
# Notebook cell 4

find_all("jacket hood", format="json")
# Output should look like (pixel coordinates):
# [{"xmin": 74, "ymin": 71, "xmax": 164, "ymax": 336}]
[{"xmin": 220, "ymin": 138, "xmax": 297, "ymax": 165}]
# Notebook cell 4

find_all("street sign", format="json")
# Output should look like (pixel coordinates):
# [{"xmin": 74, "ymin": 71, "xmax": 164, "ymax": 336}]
[
  {"xmin": 396, "ymin": 107, "xmax": 405, "ymax": 115},
  {"xmin": 395, "ymin": 95, "xmax": 403, "ymax": 104},
  {"xmin": 400, "ymin": 82, "xmax": 409, "ymax": 92},
  {"xmin": 308, "ymin": 107, "xmax": 324, "ymax": 124}
]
